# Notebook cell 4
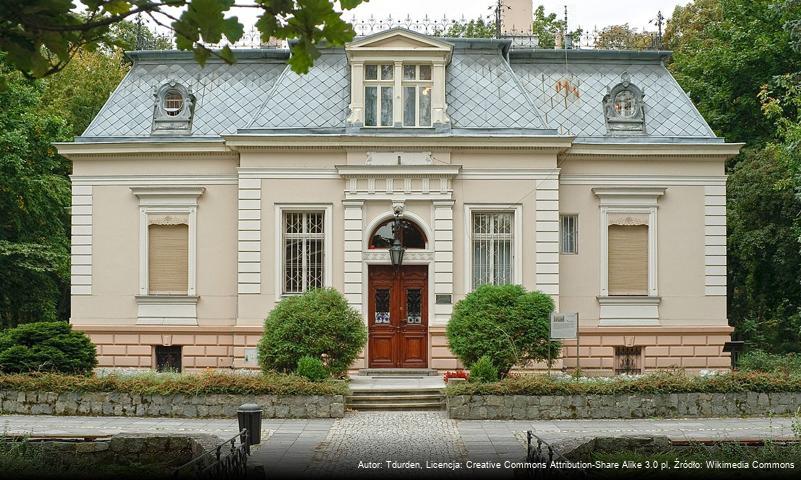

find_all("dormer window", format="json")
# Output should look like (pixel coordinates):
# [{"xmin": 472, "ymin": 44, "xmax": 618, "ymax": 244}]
[
  {"xmin": 613, "ymin": 90, "xmax": 636, "ymax": 118},
  {"xmin": 163, "ymin": 89, "xmax": 185, "ymax": 116},
  {"xmin": 345, "ymin": 28, "xmax": 453, "ymax": 130},
  {"xmin": 364, "ymin": 64, "xmax": 394, "ymax": 127},
  {"xmin": 603, "ymin": 72, "xmax": 646, "ymax": 135},
  {"xmin": 402, "ymin": 64, "xmax": 432, "ymax": 127},
  {"xmin": 152, "ymin": 81, "xmax": 194, "ymax": 135}
]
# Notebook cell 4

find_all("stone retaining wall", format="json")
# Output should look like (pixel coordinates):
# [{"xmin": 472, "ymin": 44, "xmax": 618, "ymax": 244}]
[
  {"xmin": 0, "ymin": 390, "xmax": 345, "ymax": 418},
  {"xmin": 447, "ymin": 392, "xmax": 801, "ymax": 420}
]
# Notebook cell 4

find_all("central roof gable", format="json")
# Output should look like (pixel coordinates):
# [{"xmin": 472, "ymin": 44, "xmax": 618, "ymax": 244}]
[{"xmin": 346, "ymin": 28, "xmax": 454, "ymax": 63}]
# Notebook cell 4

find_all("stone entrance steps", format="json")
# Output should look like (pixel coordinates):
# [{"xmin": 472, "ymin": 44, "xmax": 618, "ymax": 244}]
[{"xmin": 346, "ymin": 388, "xmax": 445, "ymax": 411}]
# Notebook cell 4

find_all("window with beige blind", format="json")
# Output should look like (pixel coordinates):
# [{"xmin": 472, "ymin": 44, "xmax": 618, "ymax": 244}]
[
  {"xmin": 148, "ymin": 223, "xmax": 189, "ymax": 294},
  {"xmin": 607, "ymin": 224, "xmax": 648, "ymax": 295}
]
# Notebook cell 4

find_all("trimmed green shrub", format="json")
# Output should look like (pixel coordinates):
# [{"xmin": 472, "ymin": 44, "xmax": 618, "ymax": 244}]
[
  {"xmin": 738, "ymin": 350, "xmax": 801, "ymax": 374},
  {"xmin": 470, "ymin": 355, "xmax": 499, "ymax": 383},
  {"xmin": 296, "ymin": 355, "xmax": 328, "ymax": 382},
  {"xmin": 0, "ymin": 371, "xmax": 348, "ymax": 396},
  {"xmin": 446, "ymin": 370, "xmax": 801, "ymax": 396},
  {"xmin": 446, "ymin": 284, "xmax": 559, "ymax": 376},
  {"xmin": 258, "ymin": 288, "xmax": 367, "ymax": 375},
  {"xmin": 0, "ymin": 322, "xmax": 96, "ymax": 374}
]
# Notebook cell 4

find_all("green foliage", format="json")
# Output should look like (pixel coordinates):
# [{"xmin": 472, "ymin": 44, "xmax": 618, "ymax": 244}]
[
  {"xmin": 727, "ymin": 147, "xmax": 801, "ymax": 352},
  {"xmin": 469, "ymin": 355, "xmax": 499, "ymax": 383},
  {"xmin": 446, "ymin": 284, "xmax": 559, "ymax": 376},
  {"xmin": 108, "ymin": 19, "xmax": 174, "ymax": 51},
  {"xmin": 439, "ymin": 18, "xmax": 496, "ymax": 39},
  {"xmin": 258, "ymin": 288, "xmax": 367, "ymax": 375},
  {"xmin": 0, "ymin": 322, "xmax": 96, "ymax": 374},
  {"xmin": 531, "ymin": 5, "xmax": 582, "ymax": 48},
  {"xmin": 0, "ymin": 0, "xmax": 364, "ymax": 79},
  {"xmin": 446, "ymin": 371, "xmax": 801, "ymax": 396},
  {"xmin": 665, "ymin": 0, "xmax": 801, "ymax": 352},
  {"xmin": 738, "ymin": 350, "xmax": 801, "ymax": 374},
  {"xmin": 296, "ymin": 355, "xmax": 329, "ymax": 382},
  {"xmin": 436, "ymin": 6, "xmax": 582, "ymax": 46},
  {"xmin": 0, "ymin": 370, "xmax": 348, "ymax": 396},
  {"xmin": 41, "ymin": 49, "xmax": 130, "ymax": 137},
  {"xmin": 593, "ymin": 24, "xmax": 655, "ymax": 50},
  {"xmin": 0, "ymin": 58, "xmax": 71, "ymax": 328},
  {"xmin": 666, "ymin": 0, "xmax": 801, "ymax": 145}
]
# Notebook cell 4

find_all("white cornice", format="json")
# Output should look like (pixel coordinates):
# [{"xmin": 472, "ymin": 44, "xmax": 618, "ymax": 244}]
[
  {"xmin": 562, "ymin": 142, "xmax": 744, "ymax": 159},
  {"xmin": 131, "ymin": 186, "xmax": 206, "ymax": 207},
  {"xmin": 336, "ymin": 165, "xmax": 461, "ymax": 177},
  {"xmin": 224, "ymin": 135, "xmax": 574, "ymax": 152},
  {"xmin": 55, "ymin": 140, "xmax": 231, "ymax": 158},
  {"xmin": 72, "ymin": 175, "xmax": 237, "ymax": 186},
  {"xmin": 238, "ymin": 168, "xmax": 339, "ymax": 179},
  {"xmin": 593, "ymin": 187, "xmax": 667, "ymax": 207},
  {"xmin": 561, "ymin": 175, "xmax": 726, "ymax": 186},
  {"xmin": 460, "ymin": 168, "xmax": 560, "ymax": 180}
]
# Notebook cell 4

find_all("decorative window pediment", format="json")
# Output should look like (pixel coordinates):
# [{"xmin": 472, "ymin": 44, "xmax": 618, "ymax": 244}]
[
  {"xmin": 345, "ymin": 28, "xmax": 453, "ymax": 129},
  {"xmin": 602, "ymin": 72, "xmax": 646, "ymax": 135},
  {"xmin": 152, "ymin": 81, "xmax": 195, "ymax": 135}
]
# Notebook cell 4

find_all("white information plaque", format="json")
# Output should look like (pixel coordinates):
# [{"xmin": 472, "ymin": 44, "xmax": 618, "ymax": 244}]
[{"xmin": 550, "ymin": 312, "xmax": 578, "ymax": 340}]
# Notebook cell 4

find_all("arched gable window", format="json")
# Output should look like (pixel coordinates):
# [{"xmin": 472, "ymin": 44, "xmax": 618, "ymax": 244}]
[{"xmin": 369, "ymin": 219, "xmax": 427, "ymax": 249}]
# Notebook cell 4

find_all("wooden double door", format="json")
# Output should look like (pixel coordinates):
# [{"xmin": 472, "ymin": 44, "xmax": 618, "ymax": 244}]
[{"xmin": 368, "ymin": 265, "xmax": 428, "ymax": 368}]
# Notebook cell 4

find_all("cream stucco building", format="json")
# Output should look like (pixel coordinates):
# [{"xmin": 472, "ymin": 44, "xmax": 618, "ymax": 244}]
[{"xmin": 57, "ymin": 28, "xmax": 741, "ymax": 375}]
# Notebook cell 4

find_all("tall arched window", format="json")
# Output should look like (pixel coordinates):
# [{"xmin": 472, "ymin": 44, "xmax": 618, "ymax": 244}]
[{"xmin": 369, "ymin": 218, "xmax": 427, "ymax": 249}]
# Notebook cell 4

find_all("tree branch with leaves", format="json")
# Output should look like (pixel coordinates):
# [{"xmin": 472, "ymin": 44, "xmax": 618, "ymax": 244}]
[{"xmin": 0, "ymin": 0, "xmax": 365, "ymax": 80}]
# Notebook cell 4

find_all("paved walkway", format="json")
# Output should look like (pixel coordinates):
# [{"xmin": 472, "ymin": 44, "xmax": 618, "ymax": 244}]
[{"xmin": 2, "ymin": 414, "xmax": 798, "ymax": 477}]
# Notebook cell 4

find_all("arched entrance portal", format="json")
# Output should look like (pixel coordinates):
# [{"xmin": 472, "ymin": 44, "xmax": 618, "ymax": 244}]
[{"xmin": 367, "ymin": 218, "xmax": 429, "ymax": 368}]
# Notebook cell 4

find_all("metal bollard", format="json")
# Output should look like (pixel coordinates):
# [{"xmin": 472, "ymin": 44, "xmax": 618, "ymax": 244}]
[{"xmin": 237, "ymin": 403, "xmax": 263, "ymax": 446}]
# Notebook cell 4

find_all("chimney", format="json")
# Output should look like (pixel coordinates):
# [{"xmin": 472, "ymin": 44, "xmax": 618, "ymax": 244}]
[{"xmin": 500, "ymin": 0, "xmax": 533, "ymax": 36}]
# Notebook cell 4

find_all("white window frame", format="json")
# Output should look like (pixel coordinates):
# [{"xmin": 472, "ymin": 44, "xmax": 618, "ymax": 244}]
[
  {"xmin": 274, "ymin": 204, "xmax": 333, "ymax": 298},
  {"xmin": 401, "ymin": 64, "xmax": 433, "ymax": 127},
  {"xmin": 363, "ymin": 63, "xmax": 395, "ymax": 127},
  {"xmin": 131, "ymin": 186, "xmax": 203, "ymax": 326},
  {"xmin": 131, "ymin": 187, "xmax": 204, "ymax": 297},
  {"xmin": 464, "ymin": 204, "xmax": 523, "ymax": 291},
  {"xmin": 593, "ymin": 188, "xmax": 665, "ymax": 298},
  {"xmin": 560, "ymin": 214, "xmax": 578, "ymax": 255}
]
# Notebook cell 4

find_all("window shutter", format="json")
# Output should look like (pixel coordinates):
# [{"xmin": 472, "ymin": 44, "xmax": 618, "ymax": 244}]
[
  {"xmin": 148, "ymin": 224, "xmax": 189, "ymax": 294},
  {"xmin": 608, "ymin": 224, "xmax": 648, "ymax": 295}
]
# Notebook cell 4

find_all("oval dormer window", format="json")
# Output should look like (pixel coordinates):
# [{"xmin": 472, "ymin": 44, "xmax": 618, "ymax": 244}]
[
  {"xmin": 163, "ymin": 89, "xmax": 184, "ymax": 116},
  {"xmin": 613, "ymin": 90, "xmax": 636, "ymax": 118}
]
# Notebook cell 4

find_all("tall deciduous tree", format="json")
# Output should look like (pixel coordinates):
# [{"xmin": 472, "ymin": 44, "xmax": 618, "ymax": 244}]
[
  {"xmin": 593, "ymin": 24, "xmax": 655, "ymax": 50},
  {"xmin": 42, "ymin": 49, "xmax": 130, "ymax": 137},
  {"xmin": 666, "ymin": 0, "xmax": 801, "ymax": 352},
  {"xmin": 665, "ymin": 0, "xmax": 801, "ymax": 146},
  {"xmin": 0, "ymin": 58, "xmax": 72, "ymax": 328}
]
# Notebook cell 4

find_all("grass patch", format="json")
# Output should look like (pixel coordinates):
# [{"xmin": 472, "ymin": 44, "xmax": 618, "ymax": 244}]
[
  {"xmin": 0, "ymin": 371, "xmax": 348, "ymax": 396},
  {"xmin": 446, "ymin": 371, "xmax": 801, "ymax": 396},
  {"xmin": 738, "ymin": 350, "xmax": 801, "ymax": 374}
]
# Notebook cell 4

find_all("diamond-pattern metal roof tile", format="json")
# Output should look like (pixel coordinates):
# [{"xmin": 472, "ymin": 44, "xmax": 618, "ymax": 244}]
[
  {"xmin": 249, "ymin": 52, "xmax": 350, "ymax": 129},
  {"xmin": 446, "ymin": 52, "xmax": 545, "ymax": 130},
  {"xmin": 82, "ymin": 60, "xmax": 285, "ymax": 137},
  {"xmin": 510, "ymin": 61, "xmax": 716, "ymax": 138}
]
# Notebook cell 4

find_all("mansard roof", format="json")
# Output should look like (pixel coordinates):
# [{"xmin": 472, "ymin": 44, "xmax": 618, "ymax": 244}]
[{"xmin": 78, "ymin": 31, "xmax": 721, "ymax": 143}]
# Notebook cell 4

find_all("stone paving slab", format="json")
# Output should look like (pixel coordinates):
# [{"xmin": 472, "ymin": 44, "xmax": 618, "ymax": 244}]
[{"xmin": 1, "ymin": 414, "xmax": 798, "ymax": 478}]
